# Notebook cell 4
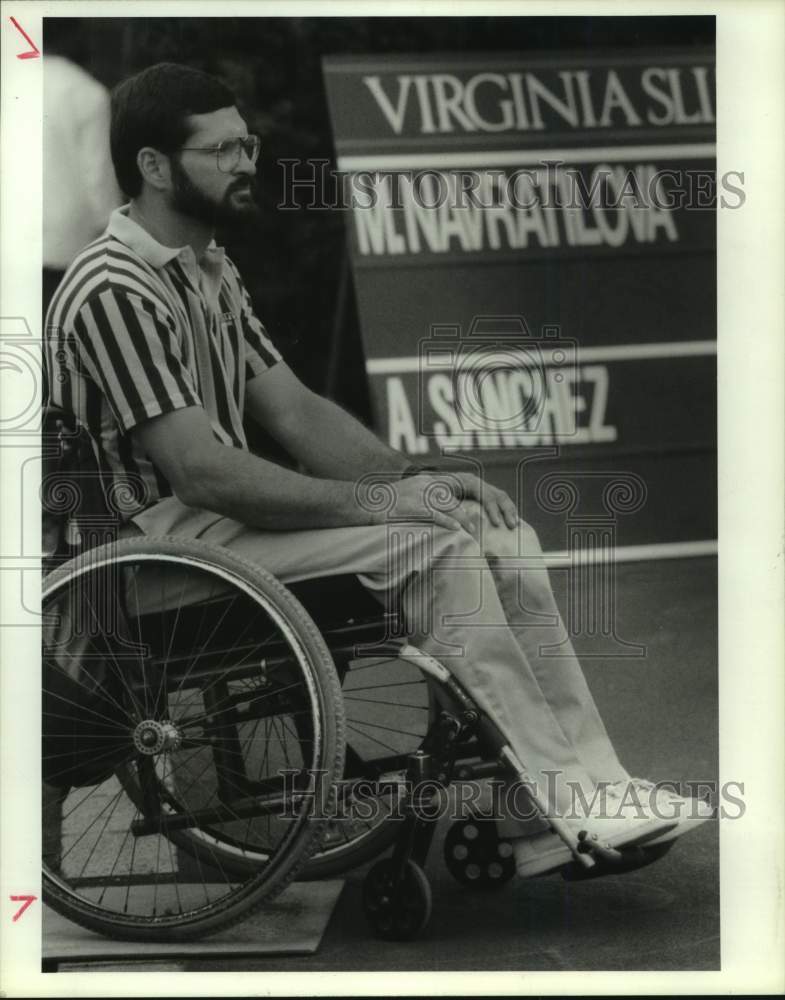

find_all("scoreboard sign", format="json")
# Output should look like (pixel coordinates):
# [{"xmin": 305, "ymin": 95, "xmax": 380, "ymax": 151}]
[{"xmin": 322, "ymin": 50, "xmax": 717, "ymax": 547}]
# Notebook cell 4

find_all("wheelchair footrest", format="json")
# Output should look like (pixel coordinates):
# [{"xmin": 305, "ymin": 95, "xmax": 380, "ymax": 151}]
[{"xmin": 560, "ymin": 839, "xmax": 675, "ymax": 880}]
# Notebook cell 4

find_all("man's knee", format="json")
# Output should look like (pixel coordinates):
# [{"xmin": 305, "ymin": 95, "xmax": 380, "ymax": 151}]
[
  {"xmin": 451, "ymin": 498, "xmax": 543, "ymax": 557},
  {"xmin": 518, "ymin": 518, "xmax": 544, "ymax": 556},
  {"xmin": 481, "ymin": 515, "xmax": 543, "ymax": 559},
  {"xmin": 431, "ymin": 523, "xmax": 485, "ymax": 563}
]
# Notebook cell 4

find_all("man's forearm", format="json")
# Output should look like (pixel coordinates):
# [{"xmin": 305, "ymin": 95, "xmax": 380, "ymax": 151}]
[
  {"xmin": 285, "ymin": 392, "xmax": 411, "ymax": 480},
  {"xmin": 181, "ymin": 441, "xmax": 376, "ymax": 531}
]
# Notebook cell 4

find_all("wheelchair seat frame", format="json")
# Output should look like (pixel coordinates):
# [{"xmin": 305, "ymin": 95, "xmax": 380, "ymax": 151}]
[{"xmin": 40, "ymin": 406, "xmax": 672, "ymax": 943}]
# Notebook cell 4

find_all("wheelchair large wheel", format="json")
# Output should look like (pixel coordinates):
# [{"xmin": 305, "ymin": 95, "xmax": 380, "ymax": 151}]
[
  {"xmin": 303, "ymin": 651, "xmax": 438, "ymax": 879},
  {"xmin": 131, "ymin": 647, "xmax": 439, "ymax": 882},
  {"xmin": 42, "ymin": 536, "xmax": 344, "ymax": 941}
]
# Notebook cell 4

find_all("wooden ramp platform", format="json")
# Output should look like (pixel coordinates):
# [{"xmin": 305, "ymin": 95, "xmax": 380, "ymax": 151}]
[{"xmin": 42, "ymin": 880, "xmax": 345, "ymax": 972}]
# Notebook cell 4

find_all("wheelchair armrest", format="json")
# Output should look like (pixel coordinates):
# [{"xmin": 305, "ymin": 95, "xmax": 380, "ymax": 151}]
[
  {"xmin": 42, "ymin": 405, "xmax": 78, "ymax": 435},
  {"xmin": 41, "ymin": 405, "xmax": 112, "ymax": 563}
]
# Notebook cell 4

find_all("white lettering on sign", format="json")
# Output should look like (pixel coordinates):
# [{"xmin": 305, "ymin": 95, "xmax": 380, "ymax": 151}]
[
  {"xmin": 387, "ymin": 366, "xmax": 618, "ymax": 452},
  {"xmin": 642, "ymin": 67, "xmax": 716, "ymax": 126},
  {"xmin": 363, "ymin": 66, "xmax": 714, "ymax": 135},
  {"xmin": 386, "ymin": 376, "xmax": 430, "ymax": 453},
  {"xmin": 353, "ymin": 164, "xmax": 678, "ymax": 257}
]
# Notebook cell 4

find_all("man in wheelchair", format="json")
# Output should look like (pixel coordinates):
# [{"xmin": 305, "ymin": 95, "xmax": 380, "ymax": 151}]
[{"xmin": 43, "ymin": 61, "xmax": 710, "ymax": 901}]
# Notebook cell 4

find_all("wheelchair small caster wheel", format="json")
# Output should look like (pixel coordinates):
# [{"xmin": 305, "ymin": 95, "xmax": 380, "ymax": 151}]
[
  {"xmin": 362, "ymin": 858, "xmax": 432, "ymax": 940},
  {"xmin": 444, "ymin": 813, "xmax": 516, "ymax": 890}
]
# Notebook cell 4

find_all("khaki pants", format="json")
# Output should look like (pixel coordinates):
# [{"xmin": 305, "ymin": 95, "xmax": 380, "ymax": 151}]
[{"xmin": 127, "ymin": 496, "xmax": 630, "ymax": 820}]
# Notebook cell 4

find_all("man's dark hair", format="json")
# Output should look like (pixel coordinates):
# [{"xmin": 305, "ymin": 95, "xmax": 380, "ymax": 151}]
[{"xmin": 110, "ymin": 62, "xmax": 236, "ymax": 197}]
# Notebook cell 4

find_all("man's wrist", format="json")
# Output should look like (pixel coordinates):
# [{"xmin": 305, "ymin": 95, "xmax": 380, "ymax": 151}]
[{"xmin": 399, "ymin": 463, "xmax": 438, "ymax": 480}]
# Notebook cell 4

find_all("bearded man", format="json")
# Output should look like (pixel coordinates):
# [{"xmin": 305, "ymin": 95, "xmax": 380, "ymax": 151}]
[{"xmin": 44, "ymin": 62, "xmax": 709, "ymax": 879}]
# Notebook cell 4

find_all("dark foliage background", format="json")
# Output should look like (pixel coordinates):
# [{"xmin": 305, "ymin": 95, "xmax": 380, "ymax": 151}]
[{"xmin": 45, "ymin": 15, "xmax": 714, "ymax": 425}]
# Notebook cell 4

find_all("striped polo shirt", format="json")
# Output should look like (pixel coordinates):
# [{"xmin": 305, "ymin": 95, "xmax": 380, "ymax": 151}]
[{"xmin": 44, "ymin": 205, "xmax": 282, "ymax": 520}]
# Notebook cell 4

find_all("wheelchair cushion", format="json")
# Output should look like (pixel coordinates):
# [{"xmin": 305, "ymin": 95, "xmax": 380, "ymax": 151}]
[{"xmin": 287, "ymin": 574, "xmax": 389, "ymax": 629}]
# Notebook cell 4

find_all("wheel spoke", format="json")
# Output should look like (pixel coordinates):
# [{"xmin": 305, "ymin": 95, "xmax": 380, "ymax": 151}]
[{"xmin": 42, "ymin": 544, "xmax": 340, "ymax": 939}]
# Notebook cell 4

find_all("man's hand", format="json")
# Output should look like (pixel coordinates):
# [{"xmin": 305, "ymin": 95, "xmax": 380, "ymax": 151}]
[
  {"xmin": 446, "ymin": 472, "xmax": 520, "ymax": 530},
  {"xmin": 360, "ymin": 472, "xmax": 518, "ymax": 538},
  {"xmin": 359, "ymin": 474, "xmax": 479, "ymax": 536}
]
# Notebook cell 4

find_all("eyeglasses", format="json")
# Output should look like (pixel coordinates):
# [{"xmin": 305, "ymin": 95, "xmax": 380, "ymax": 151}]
[{"xmin": 177, "ymin": 134, "xmax": 261, "ymax": 173}]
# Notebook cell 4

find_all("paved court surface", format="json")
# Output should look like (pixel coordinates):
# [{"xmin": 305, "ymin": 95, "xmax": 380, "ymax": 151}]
[{"xmin": 56, "ymin": 556, "xmax": 719, "ymax": 973}]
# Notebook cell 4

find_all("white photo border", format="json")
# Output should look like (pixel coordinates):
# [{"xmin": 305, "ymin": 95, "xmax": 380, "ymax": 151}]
[{"xmin": 1, "ymin": 0, "xmax": 782, "ymax": 994}]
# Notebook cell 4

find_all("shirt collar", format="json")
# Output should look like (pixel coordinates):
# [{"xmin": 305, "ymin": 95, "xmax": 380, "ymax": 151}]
[{"xmin": 107, "ymin": 205, "xmax": 225, "ymax": 277}]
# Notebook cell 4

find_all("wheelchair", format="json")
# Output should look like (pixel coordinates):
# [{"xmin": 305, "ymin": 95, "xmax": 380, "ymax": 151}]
[{"xmin": 41, "ymin": 408, "xmax": 673, "ymax": 943}]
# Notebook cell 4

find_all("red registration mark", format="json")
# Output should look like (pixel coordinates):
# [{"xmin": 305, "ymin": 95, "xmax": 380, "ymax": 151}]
[
  {"xmin": 10, "ymin": 895, "xmax": 37, "ymax": 922},
  {"xmin": 9, "ymin": 17, "xmax": 40, "ymax": 59}
]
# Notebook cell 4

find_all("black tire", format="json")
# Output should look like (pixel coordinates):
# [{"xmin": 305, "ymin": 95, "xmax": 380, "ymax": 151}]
[
  {"xmin": 42, "ymin": 536, "xmax": 345, "ymax": 941},
  {"xmin": 303, "ymin": 656, "xmax": 438, "ymax": 879},
  {"xmin": 362, "ymin": 858, "xmax": 432, "ymax": 941}
]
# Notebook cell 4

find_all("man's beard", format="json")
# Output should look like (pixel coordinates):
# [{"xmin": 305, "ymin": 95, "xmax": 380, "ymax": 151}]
[{"xmin": 169, "ymin": 157, "xmax": 258, "ymax": 227}]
